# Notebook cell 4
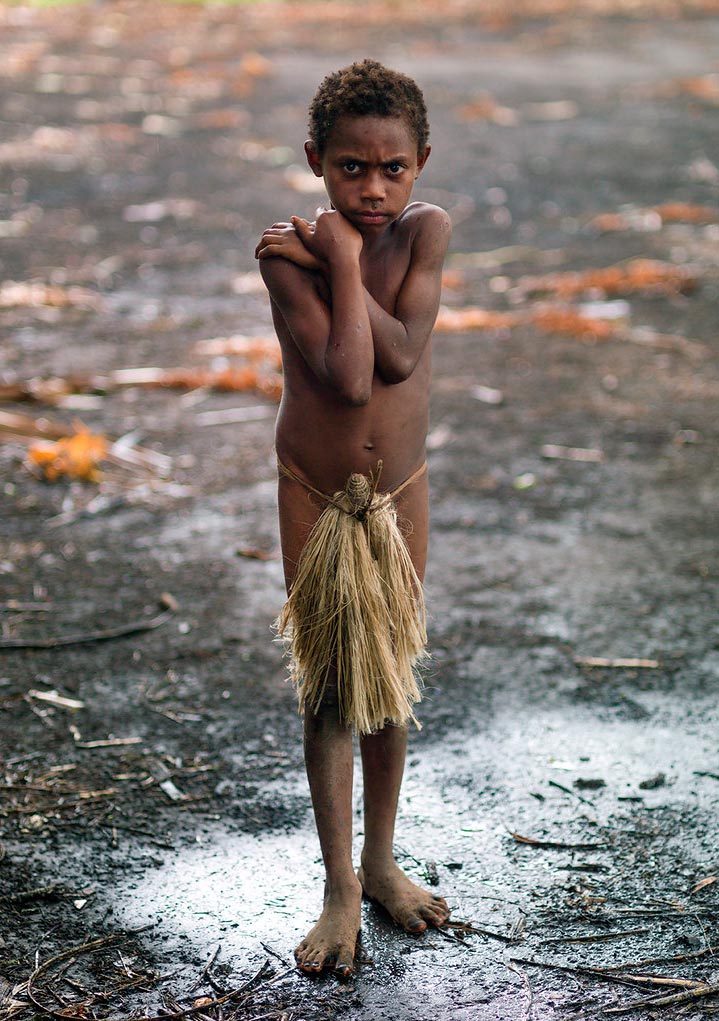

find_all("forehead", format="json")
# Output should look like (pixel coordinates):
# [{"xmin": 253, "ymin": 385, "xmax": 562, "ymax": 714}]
[{"xmin": 324, "ymin": 114, "xmax": 418, "ymax": 157}]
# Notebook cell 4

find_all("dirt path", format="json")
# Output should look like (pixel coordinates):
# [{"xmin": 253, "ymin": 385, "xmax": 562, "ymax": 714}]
[{"xmin": 1, "ymin": 4, "xmax": 718, "ymax": 1019}]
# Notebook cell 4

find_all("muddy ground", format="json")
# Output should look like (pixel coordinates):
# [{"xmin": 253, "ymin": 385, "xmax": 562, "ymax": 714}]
[{"xmin": 1, "ymin": 3, "xmax": 719, "ymax": 1019}]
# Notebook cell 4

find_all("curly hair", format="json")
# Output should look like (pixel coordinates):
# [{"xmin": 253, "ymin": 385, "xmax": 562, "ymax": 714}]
[{"xmin": 308, "ymin": 59, "xmax": 429, "ymax": 156}]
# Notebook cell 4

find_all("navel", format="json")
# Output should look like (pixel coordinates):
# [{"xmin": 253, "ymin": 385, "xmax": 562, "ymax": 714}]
[{"xmin": 364, "ymin": 442, "xmax": 374, "ymax": 451}]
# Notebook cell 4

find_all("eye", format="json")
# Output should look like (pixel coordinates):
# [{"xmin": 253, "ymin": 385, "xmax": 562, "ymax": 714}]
[
  {"xmin": 386, "ymin": 162, "xmax": 405, "ymax": 175},
  {"xmin": 343, "ymin": 161, "xmax": 361, "ymax": 175}
]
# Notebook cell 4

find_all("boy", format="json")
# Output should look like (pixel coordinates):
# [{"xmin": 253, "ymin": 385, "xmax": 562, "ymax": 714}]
[{"xmin": 255, "ymin": 59, "xmax": 452, "ymax": 977}]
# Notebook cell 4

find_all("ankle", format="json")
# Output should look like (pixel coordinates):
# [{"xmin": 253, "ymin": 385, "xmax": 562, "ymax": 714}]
[
  {"xmin": 325, "ymin": 873, "xmax": 362, "ymax": 900},
  {"xmin": 360, "ymin": 849, "xmax": 397, "ymax": 875}
]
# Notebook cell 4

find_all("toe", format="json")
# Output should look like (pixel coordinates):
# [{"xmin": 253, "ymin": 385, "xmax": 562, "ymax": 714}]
[
  {"xmin": 420, "ymin": 905, "xmax": 447, "ymax": 926},
  {"xmin": 420, "ymin": 906, "xmax": 449, "ymax": 922},
  {"xmin": 430, "ymin": 899, "xmax": 451, "ymax": 922},
  {"xmin": 334, "ymin": 948, "xmax": 354, "ymax": 977},
  {"xmin": 296, "ymin": 945, "xmax": 319, "ymax": 972},
  {"xmin": 403, "ymin": 913, "xmax": 428, "ymax": 933}
]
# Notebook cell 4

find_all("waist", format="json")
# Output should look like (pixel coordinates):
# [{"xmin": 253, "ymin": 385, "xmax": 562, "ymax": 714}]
[
  {"xmin": 277, "ymin": 456, "xmax": 427, "ymax": 514},
  {"xmin": 276, "ymin": 416, "xmax": 428, "ymax": 495}
]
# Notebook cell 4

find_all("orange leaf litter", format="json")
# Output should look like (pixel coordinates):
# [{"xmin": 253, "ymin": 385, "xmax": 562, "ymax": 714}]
[{"xmin": 28, "ymin": 429, "xmax": 109, "ymax": 482}]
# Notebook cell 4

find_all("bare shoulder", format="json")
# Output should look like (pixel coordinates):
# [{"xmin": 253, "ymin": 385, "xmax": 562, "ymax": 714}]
[
  {"xmin": 400, "ymin": 201, "xmax": 452, "ymax": 228},
  {"xmin": 396, "ymin": 202, "xmax": 452, "ymax": 257},
  {"xmin": 258, "ymin": 249, "xmax": 302, "ymax": 294}
]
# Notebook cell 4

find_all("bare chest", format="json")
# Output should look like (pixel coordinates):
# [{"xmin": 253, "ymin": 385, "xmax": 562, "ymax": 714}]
[{"xmin": 360, "ymin": 240, "xmax": 412, "ymax": 312}]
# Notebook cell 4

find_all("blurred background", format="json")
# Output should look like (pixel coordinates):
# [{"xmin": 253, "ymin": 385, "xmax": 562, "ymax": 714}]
[{"xmin": 1, "ymin": 3, "xmax": 718, "ymax": 1020}]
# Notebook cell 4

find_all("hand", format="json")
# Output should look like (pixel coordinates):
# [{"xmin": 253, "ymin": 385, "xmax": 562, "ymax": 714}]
[
  {"xmin": 292, "ymin": 208, "xmax": 362, "ymax": 264},
  {"xmin": 254, "ymin": 221, "xmax": 323, "ymax": 270}
]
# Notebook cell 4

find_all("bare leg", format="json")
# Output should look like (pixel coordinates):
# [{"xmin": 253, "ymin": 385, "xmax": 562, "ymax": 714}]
[
  {"xmin": 358, "ymin": 474, "xmax": 450, "ymax": 932},
  {"xmin": 358, "ymin": 724, "xmax": 450, "ymax": 932},
  {"xmin": 278, "ymin": 474, "xmax": 361, "ymax": 976},
  {"xmin": 294, "ymin": 692, "xmax": 362, "ymax": 976}
]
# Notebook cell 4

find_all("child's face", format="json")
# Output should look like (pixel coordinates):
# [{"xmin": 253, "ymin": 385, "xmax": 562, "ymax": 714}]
[{"xmin": 305, "ymin": 114, "xmax": 430, "ymax": 234}]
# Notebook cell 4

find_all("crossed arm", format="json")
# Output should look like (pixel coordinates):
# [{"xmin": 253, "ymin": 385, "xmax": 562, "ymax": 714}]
[{"xmin": 256, "ymin": 206, "xmax": 451, "ymax": 402}]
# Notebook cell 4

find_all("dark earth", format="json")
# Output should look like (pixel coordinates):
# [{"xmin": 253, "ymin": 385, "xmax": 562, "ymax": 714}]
[{"xmin": 1, "ymin": 3, "xmax": 718, "ymax": 1019}]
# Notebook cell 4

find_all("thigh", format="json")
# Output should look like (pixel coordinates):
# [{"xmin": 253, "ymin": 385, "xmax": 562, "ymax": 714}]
[
  {"xmin": 393, "ymin": 470, "xmax": 430, "ymax": 584},
  {"xmin": 277, "ymin": 473, "xmax": 325, "ymax": 593}
]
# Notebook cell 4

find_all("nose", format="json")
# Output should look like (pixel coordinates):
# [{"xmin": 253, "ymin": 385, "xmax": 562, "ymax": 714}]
[{"xmin": 361, "ymin": 169, "xmax": 385, "ymax": 203}]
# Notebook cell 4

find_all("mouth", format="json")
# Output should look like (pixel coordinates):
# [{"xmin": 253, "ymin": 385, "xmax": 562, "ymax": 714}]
[{"xmin": 355, "ymin": 211, "xmax": 389, "ymax": 225}]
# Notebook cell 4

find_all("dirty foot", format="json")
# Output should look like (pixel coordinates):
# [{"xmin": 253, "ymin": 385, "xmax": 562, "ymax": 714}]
[
  {"xmin": 357, "ymin": 860, "xmax": 451, "ymax": 933},
  {"xmin": 294, "ymin": 880, "xmax": 362, "ymax": 977}
]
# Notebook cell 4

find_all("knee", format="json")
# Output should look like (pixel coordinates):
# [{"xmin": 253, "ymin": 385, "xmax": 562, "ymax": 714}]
[{"xmin": 304, "ymin": 680, "xmax": 347, "ymax": 732}]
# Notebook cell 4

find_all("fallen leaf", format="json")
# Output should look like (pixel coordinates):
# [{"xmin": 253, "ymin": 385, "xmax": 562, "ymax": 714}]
[
  {"xmin": 27, "ymin": 429, "xmax": 108, "ymax": 482},
  {"xmin": 455, "ymin": 94, "xmax": 518, "ymax": 125},
  {"xmin": 236, "ymin": 547, "xmax": 278, "ymax": 561},
  {"xmin": 676, "ymin": 74, "xmax": 719, "ymax": 103},
  {"xmin": 530, "ymin": 307, "xmax": 619, "ymax": 340},
  {"xmin": 434, "ymin": 306, "xmax": 517, "ymax": 332},
  {"xmin": 441, "ymin": 268, "xmax": 466, "ymax": 290},
  {"xmin": 589, "ymin": 203, "xmax": 718, "ymax": 232},
  {"xmin": 0, "ymin": 280, "xmax": 101, "ymax": 310},
  {"xmin": 517, "ymin": 258, "xmax": 697, "ymax": 298},
  {"xmin": 57, "ymin": 1006, "xmax": 93, "ymax": 1018},
  {"xmin": 691, "ymin": 876, "xmax": 717, "ymax": 894},
  {"xmin": 192, "ymin": 334, "xmax": 281, "ymax": 364}
]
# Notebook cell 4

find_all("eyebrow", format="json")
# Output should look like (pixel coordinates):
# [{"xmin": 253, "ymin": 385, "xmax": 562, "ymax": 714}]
[{"xmin": 334, "ymin": 154, "xmax": 410, "ymax": 163}]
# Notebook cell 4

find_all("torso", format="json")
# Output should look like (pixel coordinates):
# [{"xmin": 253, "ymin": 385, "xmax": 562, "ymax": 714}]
[{"xmin": 273, "ymin": 205, "xmax": 431, "ymax": 494}]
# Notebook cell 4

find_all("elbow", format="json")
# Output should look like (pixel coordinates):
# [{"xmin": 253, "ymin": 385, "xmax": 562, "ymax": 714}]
[
  {"xmin": 378, "ymin": 354, "xmax": 415, "ymax": 386},
  {"xmin": 340, "ymin": 383, "xmax": 372, "ymax": 407},
  {"xmin": 325, "ymin": 357, "xmax": 372, "ymax": 405}
]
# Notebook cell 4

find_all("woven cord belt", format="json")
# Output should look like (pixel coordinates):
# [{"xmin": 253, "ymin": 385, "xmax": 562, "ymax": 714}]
[{"xmin": 277, "ymin": 457, "xmax": 427, "ymax": 521}]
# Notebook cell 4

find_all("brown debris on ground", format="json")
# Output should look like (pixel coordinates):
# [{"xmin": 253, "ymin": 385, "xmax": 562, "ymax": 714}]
[{"xmin": 1, "ymin": 4, "xmax": 718, "ymax": 1021}]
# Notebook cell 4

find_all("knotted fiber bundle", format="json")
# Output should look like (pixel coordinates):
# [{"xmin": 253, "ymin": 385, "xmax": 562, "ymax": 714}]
[{"xmin": 277, "ymin": 463, "xmax": 427, "ymax": 735}]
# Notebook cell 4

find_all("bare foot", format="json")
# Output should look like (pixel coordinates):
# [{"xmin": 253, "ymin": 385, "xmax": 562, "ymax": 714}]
[
  {"xmin": 357, "ymin": 860, "xmax": 451, "ymax": 933},
  {"xmin": 294, "ymin": 880, "xmax": 362, "ymax": 977}
]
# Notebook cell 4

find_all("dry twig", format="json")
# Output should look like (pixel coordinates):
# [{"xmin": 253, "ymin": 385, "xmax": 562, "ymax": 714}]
[
  {"xmin": 0, "ymin": 594, "xmax": 176, "ymax": 650},
  {"xmin": 509, "ymin": 830, "xmax": 606, "ymax": 850},
  {"xmin": 602, "ymin": 981, "xmax": 719, "ymax": 1014}
]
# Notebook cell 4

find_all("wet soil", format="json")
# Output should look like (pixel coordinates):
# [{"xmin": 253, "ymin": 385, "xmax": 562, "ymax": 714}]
[{"xmin": 1, "ymin": 4, "xmax": 719, "ymax": 1019}]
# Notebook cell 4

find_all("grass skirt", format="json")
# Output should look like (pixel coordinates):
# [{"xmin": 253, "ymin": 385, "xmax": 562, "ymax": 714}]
[{"xmin": 276, "ymin": 461, "xmax": 427, "ymax": 735}]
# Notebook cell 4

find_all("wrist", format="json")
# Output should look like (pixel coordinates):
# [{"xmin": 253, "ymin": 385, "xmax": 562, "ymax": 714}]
[{"xmin": 326, "ymin": 249, "xmax": 361, "ymax": 274}]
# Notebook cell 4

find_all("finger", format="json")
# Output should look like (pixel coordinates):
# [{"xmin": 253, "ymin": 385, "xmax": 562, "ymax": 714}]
[
  {"xmin": 256, "ymin": 244, "xmax": 286, "ymax": 259},
  {"xmin": 254, "ymin": 239, "xmax": 275, "ymax": 258},
  {"xmin": 291, "ymin": 216, "xmax": 312, "ymax": 242}
]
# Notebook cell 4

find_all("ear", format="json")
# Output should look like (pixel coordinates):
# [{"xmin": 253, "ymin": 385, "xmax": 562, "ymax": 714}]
[
  {"xmin": 304, "ymin": 140, "xmax": 323, "ymax": 178},
  {"xmin": 415, "ymin": 144, "xmax": 431, "ymax": 178}
]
